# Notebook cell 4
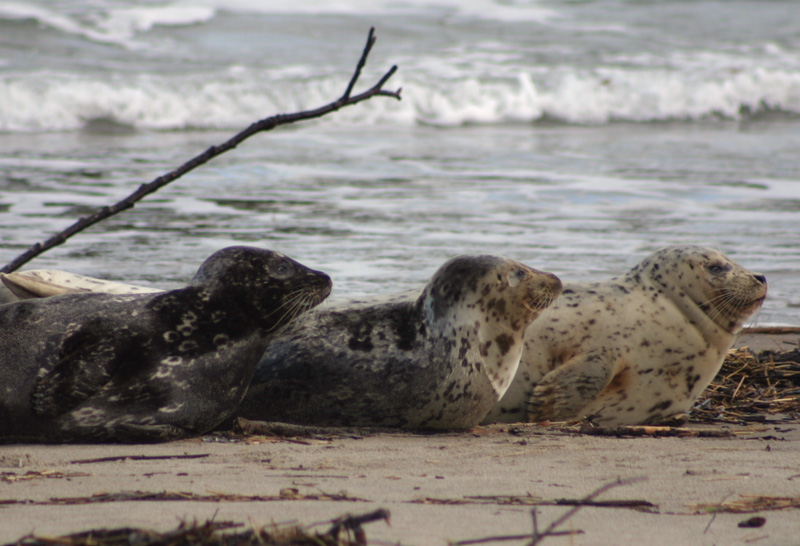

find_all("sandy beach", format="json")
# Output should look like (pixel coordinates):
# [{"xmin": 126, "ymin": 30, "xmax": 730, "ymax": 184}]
[
  {"xmin": 2, "ymin": 4, "xmax": 799, "ymax": 544},
  {"xmin": 1, "ymin": 332, "xmax": 797, "ymax": 546}
]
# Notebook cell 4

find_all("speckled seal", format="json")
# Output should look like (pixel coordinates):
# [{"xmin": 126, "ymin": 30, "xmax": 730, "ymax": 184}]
[
  {"xmin": 484, "ymin": 245, "xmax": 767, "ymax": 427},
  {"xmin": 0, "ymin": 247, "xmax": 331, "ymax": 443},
  {"xmin": 0, "ymin": 269, "xmax": 160, "ymax": 304},
  {"xmin": 237, "ymin": 255, "xmax": 562, "ymax": 430}
]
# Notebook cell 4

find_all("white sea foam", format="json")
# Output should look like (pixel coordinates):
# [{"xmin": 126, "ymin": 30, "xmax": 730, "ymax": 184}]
[
  {"xmin": 0, "ymin": 0, "xmax": 557, "ymax": 52},
  {"xmin": 0, "ymin": 1, "xmax": 215, "ymax": 50},
  {"xmin": 180, "ymin": 0, "xmax": 558, "ymax": 21},
  {"xmin": 2, "ymin": 64, "xmax": 800, "ymax": 132},
  {"xmin": 93, "ymin": 5, "xmax": 216, "ymax": 38},
  {"xmin": 0, "ymin": 2, "xmax": 128, "ymax": 47}
]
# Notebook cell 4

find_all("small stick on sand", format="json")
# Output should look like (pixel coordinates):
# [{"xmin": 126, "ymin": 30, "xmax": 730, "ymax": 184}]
[{"xmin": 450, "ymin": 477, "xmax": 647, "ymax": 545}]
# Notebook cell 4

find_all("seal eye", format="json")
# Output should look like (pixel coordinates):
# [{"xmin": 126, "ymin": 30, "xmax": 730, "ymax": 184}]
[
  {"xmin": 707, "ymin": 263, "xmax": 730, "ymax": 276},
  {"xmin": 507, "ymin": 268, "xmax": 527, "ymax": 287},
  {"xmin": 274, "ymin": 260, "xmax": 294, "ymax": 279}
]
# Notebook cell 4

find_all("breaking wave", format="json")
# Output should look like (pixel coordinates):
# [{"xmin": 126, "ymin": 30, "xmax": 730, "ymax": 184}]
[{"xmin": 1, "ymin": 66, "xmax": 799, "ymax": 132}]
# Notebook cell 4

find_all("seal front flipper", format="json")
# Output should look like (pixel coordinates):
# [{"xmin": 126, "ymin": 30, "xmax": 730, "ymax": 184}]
[
  {"xmin": 32, "ymin": 325, "xmax": 133, "ymax": 418},
  {"xmin": 527, "ymin": 350, "xmax": 614, "ymax": 422}
]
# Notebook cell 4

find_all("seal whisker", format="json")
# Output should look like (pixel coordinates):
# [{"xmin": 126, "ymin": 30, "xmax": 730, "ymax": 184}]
[
  {"xmin": 263, "ymin": 291, "xmax": 325, "ymax": 333},
  {"xmin": 263, "ymin": 295, "xmax": 308, "ymax": 330},
  {"xmin": 259, "ymin": 290, "xmax": 311, "ymax": 320},
  {"xmin": 701, "ymin": 290, "xmax": 750, "ymax": 324}
]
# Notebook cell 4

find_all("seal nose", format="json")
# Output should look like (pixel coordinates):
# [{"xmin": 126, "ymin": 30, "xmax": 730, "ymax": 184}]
[{"xmin": 753, "ymin": 274, "xmax": 767, "ymax": 285}]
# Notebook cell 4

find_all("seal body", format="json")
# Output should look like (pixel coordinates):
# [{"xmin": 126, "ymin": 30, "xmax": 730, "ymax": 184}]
[
  {"xmin": 484, "ymin": 245, "xmax": 767, "ymax": 426},
  {"xmin": 238, "ymin": 255, "xmax": 562, "ymax": 430},
  {"xmin": 0, "ymin": 247, "xmax": 331, "ymax": 443}
]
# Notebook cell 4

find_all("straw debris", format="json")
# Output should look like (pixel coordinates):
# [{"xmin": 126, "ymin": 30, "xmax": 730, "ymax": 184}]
[
  {"xmin": 0, "ymin": 490, "xmax": 369, "ymax": 507},
  {"xmin": 691, "ymin": 494, "xmax": 800, "ymax": 514},
  {"xmin": 692, "ymin": 346, "xmax": 800, "ymax": 423},
  {"xmin": 5, "ymin": 509, "xmax": 390, "ymax": 546},
  {"xmin": 0, "ymin": 470, "xmax": 90, "ymax": 483}
]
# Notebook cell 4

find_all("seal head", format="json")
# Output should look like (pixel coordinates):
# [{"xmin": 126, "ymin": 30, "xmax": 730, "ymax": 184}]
[{"xmin": 484, "ymin": 245, "xmax": 767, "ymax": 426}]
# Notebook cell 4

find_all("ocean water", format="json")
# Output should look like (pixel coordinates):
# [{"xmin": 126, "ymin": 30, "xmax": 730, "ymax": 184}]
[{"xmin": 0, "ymin": 0, "xmax": 798, "ymax": 325}]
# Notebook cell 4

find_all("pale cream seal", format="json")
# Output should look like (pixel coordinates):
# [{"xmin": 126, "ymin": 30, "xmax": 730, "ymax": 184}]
[{"xmin": 484, "ymin": 245, "xmax": 767, "ymax": 426}]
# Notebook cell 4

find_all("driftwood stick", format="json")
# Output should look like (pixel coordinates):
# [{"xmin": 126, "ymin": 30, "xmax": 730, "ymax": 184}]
[
  {"xmin": 1, "ymin": 27, "xmax": 401, "ymax": 274},
  {"xmin": 70, "ymin": 453, "xmax": 209, "ymax": 465},
  {"xmin": 741, "ymin": 326, "xmax": 800, "ymax": 335}
]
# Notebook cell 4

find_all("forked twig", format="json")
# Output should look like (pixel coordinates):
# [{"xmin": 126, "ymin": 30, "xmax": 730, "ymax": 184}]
[
  {"xmin": 449, "ymin": 477, "xmax": 647, "ymax": 546},
  {"xmin": 529, "ymin": 477, "xmax": 646, "ymax": 545},
  {"xmin": 1, "ymin": 27, "xmax": 401, "ymax": 274}
]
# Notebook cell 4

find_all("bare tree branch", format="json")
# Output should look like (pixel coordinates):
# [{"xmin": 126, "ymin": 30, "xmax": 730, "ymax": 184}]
[{"xmin": 1, "ymin": 27, "xmax": 401, "ymax": 274}]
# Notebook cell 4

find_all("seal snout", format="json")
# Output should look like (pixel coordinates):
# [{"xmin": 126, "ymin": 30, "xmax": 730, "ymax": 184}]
[
  {"xmin": 751, "ymin": 273, "xmax": 768, "ymax": 304},
  {"xmin": 307, "ymin": 270, "xmax": 333, "ymax": 303},
  {"xmin": 521, "ymin": 269, "xmax": 563, "ymax": 314}
]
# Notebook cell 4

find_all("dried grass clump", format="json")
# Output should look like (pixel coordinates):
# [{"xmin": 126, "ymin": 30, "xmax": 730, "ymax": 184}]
[
  {"xmin": 6, "ymin": 509, "xmax": 390, "ymax": 546},
  {"xmin": 692, "ymin": 494, "xmax": 800, "ymax": 514},
  {"xmin": 693, "ymin": 346, "xmax": 800, "ymax": 423}
]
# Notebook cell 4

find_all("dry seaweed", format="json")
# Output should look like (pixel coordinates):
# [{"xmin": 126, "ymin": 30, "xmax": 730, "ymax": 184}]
[
  {"xmin": 574, "ymin": 426, "xmax": 734, "ymax": 438},
  {"xmin": 691, "ymin": 494, "xmax": 800, "ymax": 514},
  {"xmin": 0, "ymin": 470, "xmax": 90, "ymax": 483},
  {"xmin": 0, "ymin": 489, "xmax": 369, "ymax": 507},
  {"xmin": 5, "ymin": 509, "xmax": 390, "ymax": 546},
  {"xmin": 692, "ymin": 346, "xmax": 800, "ymax": 424}
]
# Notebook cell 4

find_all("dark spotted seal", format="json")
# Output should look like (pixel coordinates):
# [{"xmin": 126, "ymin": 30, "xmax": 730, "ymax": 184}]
[
  {"xmin": 0, "ymin": 247, "xmax": 331, "ymax": 443},
  {"xmin": 484, "ymin": 245, "xmax": 767, "ymax": 426},
  {"xmin": 237, "ymin": 255, "xmax": 562, "ymax": 430}
]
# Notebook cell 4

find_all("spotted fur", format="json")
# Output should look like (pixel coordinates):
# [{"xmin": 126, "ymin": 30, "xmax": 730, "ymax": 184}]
[
  {"xmin": 239, "ymin": 255, "xmax": 562, "ymax": 430},
  {"xmin": 0, "ymin": 247, "xmax": 331, "ymax": 443},
  {"xmin": 484, "ymin": 245, "xmax": 767, "ymax": 426}
]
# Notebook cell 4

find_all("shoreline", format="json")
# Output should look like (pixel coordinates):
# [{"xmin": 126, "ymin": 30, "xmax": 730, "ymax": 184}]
[{"xmin": 1, "ymin": 330, "xmax": 798, "ymax": 546}]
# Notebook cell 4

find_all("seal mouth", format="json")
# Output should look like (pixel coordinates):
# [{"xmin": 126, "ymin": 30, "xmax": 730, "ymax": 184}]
[
  {"xmin": 523, "ymin": 291, "xmax": 561, "ymax": 315},
  {"xmin": 743, "ymin": 295, "xmax": 767, "ymax": 314},
  {"xmin": 711, "ymin": 295, "xmax": 766, "ymax": 331}
]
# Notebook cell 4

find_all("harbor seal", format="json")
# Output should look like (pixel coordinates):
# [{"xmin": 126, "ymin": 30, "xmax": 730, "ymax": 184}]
[
  {"xmin": 483, "ymin": 245, "xmax": 767, "ymax": 426},
  {"xmin": 237, "ymin": 254, "xmax": 562, "ymax": 430},
  {"xmin": 0, "ymin": 246, "xmax": 331, "ymax": 443}
]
